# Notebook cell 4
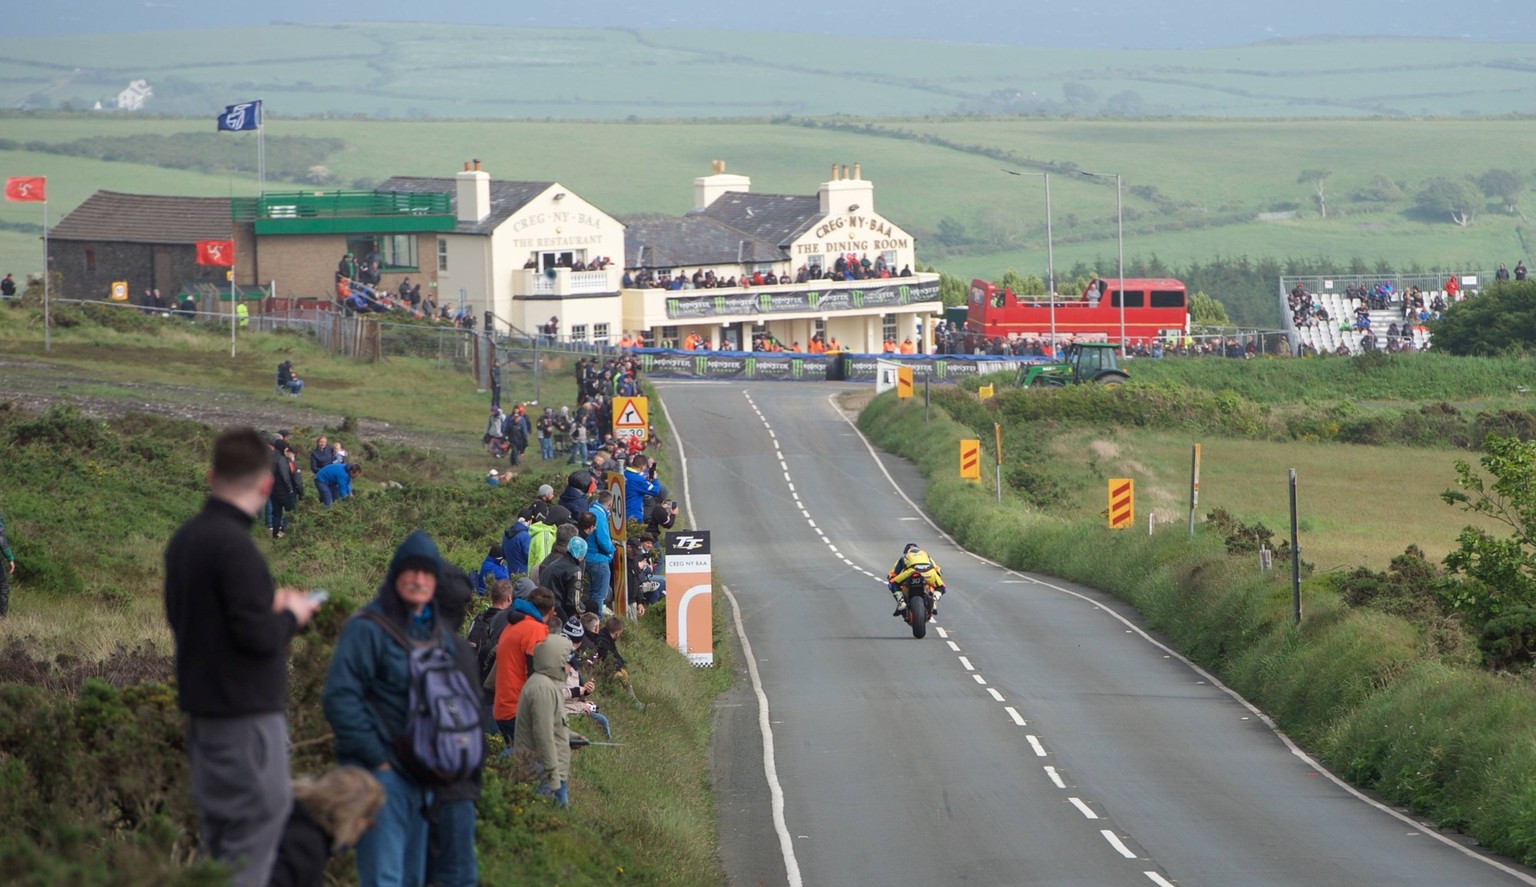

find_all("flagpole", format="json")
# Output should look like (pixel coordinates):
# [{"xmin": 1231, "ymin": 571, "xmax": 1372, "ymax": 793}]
[
  {"xmin": 257, "ymin": 98, "xmax": 265, "ymax": 195},
  {"xmin": 43, "ymin": 198, "xmax": 50, "ymax": 353}
]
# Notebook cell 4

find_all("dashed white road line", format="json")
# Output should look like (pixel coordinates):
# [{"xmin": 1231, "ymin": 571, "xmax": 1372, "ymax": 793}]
[
  {"xmin": 1005, "ymin": 707, "xmax": 1027, "ymax": 726},
  {"xmin": 1101, "ymin": 830, "xmax": 1138, "ymax": 860},
  {"xmin": 958, "ymin": 656, "xmax": 974, "ymax": 671},
  {"xmin": 1144, "ymin": 873, "xmax": 1177, "ymax": 887},
  {"xmin": 1044, "ymin": 766, "xmax": 1066, "ymax": 788},
  {"xmin": 1069, "ymin": 797, "xmax": 1099, "ymax": 820},
  {"xmin": 1026, "ymin": 735, "xmax": 1048, "ymax": 757},
  {"xmin": 986, "ymin": 687, "xmax": 1005, "ymax": 703}
]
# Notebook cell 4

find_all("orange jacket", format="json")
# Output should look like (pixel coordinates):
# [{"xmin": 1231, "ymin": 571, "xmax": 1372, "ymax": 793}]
[{"xmin": 493, "ymin": 615, "xmax": 550, "ymax": 721}]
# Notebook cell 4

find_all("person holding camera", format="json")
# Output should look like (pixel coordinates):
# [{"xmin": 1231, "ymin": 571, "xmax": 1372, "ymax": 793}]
[{"xmin": 622, "ymin": 453, "xmax": 666, "ymax": 522}]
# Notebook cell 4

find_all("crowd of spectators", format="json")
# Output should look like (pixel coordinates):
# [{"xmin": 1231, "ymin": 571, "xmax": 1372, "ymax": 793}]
[
  {"xmin": 524, "ymin": 254, "xmax": 612, "ymax": 273},
  {"xmin": 623, "ymin": 255, "xmax": 913, "ymax": 291}
]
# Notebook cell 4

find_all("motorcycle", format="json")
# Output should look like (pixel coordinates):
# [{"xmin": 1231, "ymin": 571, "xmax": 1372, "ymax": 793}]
[{"xmin": 903, "ymin": 572, "xmax": 936, "ymax": 639}]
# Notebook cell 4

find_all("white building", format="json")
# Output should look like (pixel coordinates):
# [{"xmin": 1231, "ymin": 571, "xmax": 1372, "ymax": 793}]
[
  {"xmin": 621, "ymin": 162, "xmax": 941, "ymax": 352},
  {"xmin": 117, "ymin": 80, "xmax": 152, "ymax": 111},
  {"xmin": 380, "ymin": 163, "xmax": 625, "ymax": 341}
]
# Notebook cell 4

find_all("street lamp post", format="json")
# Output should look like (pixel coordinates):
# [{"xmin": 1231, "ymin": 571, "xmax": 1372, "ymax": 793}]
[
  {"xmin": 1001, "ymin": 169, "xmax": 1055, "ymax": 344},
  {"xmin": 1077, "ymin": 170, "xmax": 1125, "ymax": 347}
]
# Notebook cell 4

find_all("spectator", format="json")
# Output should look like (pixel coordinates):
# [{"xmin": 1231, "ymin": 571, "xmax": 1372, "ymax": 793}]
[
  {"xmin": 314, "ymin": 462, "xmax": 359, "ymax": 508},
  {"xmin": 623, "ymin": 453, "xmax": 663, "ymax": 522},
  {"xmin": 268, "ymin": 767, "xmax": 386, "ymax": 887},
  {"xmin": 526, "ymin": 506, "xmax": 562, "ymax": 575},
  {"xmin": 513, "ymin": 634, "xmax": 576, "ymax": 806},
  {"xmin": 477, "ymin": 544, "xmax": 509, "ymax": 596},
  {"xmin": 527, "ymin": 484, "xmax": 556, "ymax": 524},
  {"xmin": 276, "ymin": 360, "xmax": 303, "ymax": 397},
  {"xmin": 1518, "ymin": 261, "xmax": 1529, "ymax": 282},
  {"xmin": 425, "ymin": 563, "xmax": 487, "ymax": 887},
  {"xmin": 583, "ymin": 489, "xmax": 617, "ymax": 620},
  {"xmin": 486, "ymin": 469, "xmax": 503, "ymax": 488},
  {"xmin": 491, "ymin": 586, "xmax": 559, "ymax": 744},
  {"xmin": 331, "ymin": 440, "xmax": 348, "ymax": 465},
  {"xmin": 645, "ymin": 499, "xmax": 679, "ymax": 537},
  {"xmin": 539, "ymin": 533, "xmax": 585, "ymax": 623},
  {"xmin": 1444, "ymin": 275, "xmax": 1460, "ymax": 302},
  {"xmin": 0, "ymin": 505, "xmax": 14, "ymax": 618},
  {"xmin": 270, "ymin": 440, "xmax": 301, "ymax": 539},
  {"xmin": 308, "ymin": 435, "xmax": 333, "ymax": 478},
  {"xmin": 321, "ymin": 529, "xmax": 446, "ymax": 887},
  {"xmin": 537, "ymin": 409, "xmax": 558, "ymax": 461},
  {"xmin": 501, "ymin": 514, "xmax": 531, "ymax": 576},
  {"xmin": 1497, "ymin": 263, "xmax": 1512, "ymax": 281},
  {"xmin": 0, "ymin": 273, "xmax": 14, "ymax": 297},
  {"xmin": 558, "ymin": 469, "xmax": 594, "ymax": 517},
  {"xmin": 561, "ymin": 618, "xmax": 607, "ymax": 739},
  {"xmin": 466, "ymin": 579, "xmax": 514, "ymax": 722},
  {"xmin": 164, "ymin": 428, "xmax": 320, "ymax": 887},
  {"xmin": 485, "ymin": 408, "xmax": 508, "ymax": 459}
]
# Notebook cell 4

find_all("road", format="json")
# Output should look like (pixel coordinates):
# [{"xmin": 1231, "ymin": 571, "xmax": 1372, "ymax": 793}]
[{"xmin": 657, "ymin": 380, "xmax": 1536, "ymax": 887}]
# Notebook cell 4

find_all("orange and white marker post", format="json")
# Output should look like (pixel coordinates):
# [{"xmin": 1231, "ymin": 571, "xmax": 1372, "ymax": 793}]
[{"xmin": 665, "ymin": 530, "xmax": 714, "ymax": 666}]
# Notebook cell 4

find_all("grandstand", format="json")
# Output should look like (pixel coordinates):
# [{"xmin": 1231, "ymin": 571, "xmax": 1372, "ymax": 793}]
[{"xmin": 1280, "ymin": 273, "xmax": 1477, "ymax": 355}]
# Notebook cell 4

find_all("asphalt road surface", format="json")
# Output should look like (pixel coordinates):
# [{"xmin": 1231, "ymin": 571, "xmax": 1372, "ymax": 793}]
[{"xmin": 658, "ymin": 380, "xmax": 1536, "ymax": 887}]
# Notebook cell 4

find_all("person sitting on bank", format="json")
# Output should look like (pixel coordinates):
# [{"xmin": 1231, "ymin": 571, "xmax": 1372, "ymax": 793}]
[{"xmin": 277, "ymin": 360, "xmax": 303, "ymax": 396}]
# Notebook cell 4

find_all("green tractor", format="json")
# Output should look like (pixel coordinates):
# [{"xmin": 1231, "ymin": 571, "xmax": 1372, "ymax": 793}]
[{"xmin": 1018, "ymin": 341, "xmax": 1129, "ymax": 388}]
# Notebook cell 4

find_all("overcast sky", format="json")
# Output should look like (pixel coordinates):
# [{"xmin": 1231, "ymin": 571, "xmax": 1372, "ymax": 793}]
[{"xmin": 19, "ymin": 0, "xmax": 1524, "ymax": 48}]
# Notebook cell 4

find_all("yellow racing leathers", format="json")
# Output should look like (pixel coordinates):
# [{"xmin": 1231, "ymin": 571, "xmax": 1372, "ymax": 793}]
[{"xmin": 888, "ymin": 548, "xmax": 945, "ymax": 614}]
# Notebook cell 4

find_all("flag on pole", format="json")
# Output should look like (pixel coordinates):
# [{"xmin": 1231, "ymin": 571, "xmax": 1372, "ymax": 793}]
[
  {"xmin": 196, "ymin": 240, "xmax": 235, "ymax": 266},
  {"xmin": 216, "ymin": 100, "xmax": 262, "ymax": 132},
  {"xmin": 5, "ymin": 177, "xmax": 46, "ymax": 202}
]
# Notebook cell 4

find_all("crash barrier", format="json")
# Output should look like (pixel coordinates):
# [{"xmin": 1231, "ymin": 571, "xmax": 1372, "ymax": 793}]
[{"xmin": 631, "ymin": 349, "xmax": 1045, "ymax": 383}]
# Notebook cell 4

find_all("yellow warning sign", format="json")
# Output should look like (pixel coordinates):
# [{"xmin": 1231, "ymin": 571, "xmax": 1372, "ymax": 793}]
[
  {"xmin": 897, "ymin": 366, "xmax": 914, "ymax": 399},
  {"xmin": 614, "ymin": 396, "xmax": 649, "ymax": 441},
  {"xmin": 1108, "ymin": 478, "xmax": 1134, "ymax": 529},
  {"xmin": 978, "ymin": 383, "xmax": 994, "ymax": 401},
  {"xmin": 960, "ymin": 439, "xmax": 981, "ymax": 480},
  {"xmin": 110, "ymin": 281, "xmax": 128, "ymax": 302}
]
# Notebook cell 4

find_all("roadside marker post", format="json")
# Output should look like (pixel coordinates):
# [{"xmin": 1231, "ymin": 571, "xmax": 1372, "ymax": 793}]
[
  {"xmin": 1108, "ymin": 478, "xmax": 1134, "ymax": 529},
  {"xmin": 960, "ymin": 439, "xmax": 981, "ymax": 480}
]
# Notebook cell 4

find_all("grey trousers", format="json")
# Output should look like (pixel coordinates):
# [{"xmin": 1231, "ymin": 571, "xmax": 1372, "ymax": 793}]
[{"xmin": 187, "ymin": 712, "xmax": 292, "ymax": 887}]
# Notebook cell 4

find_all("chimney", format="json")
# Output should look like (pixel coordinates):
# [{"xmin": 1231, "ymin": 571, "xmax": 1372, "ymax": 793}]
[
  {"xmin": 694, "ymin": 160, "xmax": 751, "ymax": 211},
  {"xmin": 455, "ymin": 159, "xmax": 491, "ymax": 224},
  {"xmin": 819, "ymin": 162, "xmax": 875, "ymax": 216}
]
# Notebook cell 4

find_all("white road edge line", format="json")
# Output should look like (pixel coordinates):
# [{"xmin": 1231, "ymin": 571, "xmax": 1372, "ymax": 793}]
[
  {"xmin": 660, "ymin": 391, "xmax": 804, "ymax": 887},
  {"xmin": 1101, "ymin": 830, "xmax": 1138, "ymax": 859},
  {"xmin": 823, "ymin": 389, "xmax": 1536, "ymax": 886},
  {"xmin": 1069, "ymin": 797, "xmax": 1099, "ymax": 820}
]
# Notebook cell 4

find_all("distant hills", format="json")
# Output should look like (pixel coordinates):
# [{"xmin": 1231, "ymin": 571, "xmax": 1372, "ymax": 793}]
[
  {"xmin": 8, "ymin": 2, "xmax": 1523, "ymax": 48},
  {"xmin": 3, "ymin": 24, "xmax": 1534, "ymax": 119}
]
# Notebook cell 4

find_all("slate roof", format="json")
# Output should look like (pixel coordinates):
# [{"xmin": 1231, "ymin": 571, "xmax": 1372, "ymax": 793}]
[
  {"xmin": 48, "ymin": 191, "xmax": 232, "ymax": 244},
  {"xmin": 699, "ymin": 192, "xmax": 823, "ymax": 248},
  {"xmin": 623, "ymin": 191, "xmax": 825, "ymax": 269},
  {"xmin": 377, "ymin": 176, "xmax": 554, "ymax": 236},
  {"xmin": 623, "ymin": 215, "xmax": 784, "ymax": 269}
]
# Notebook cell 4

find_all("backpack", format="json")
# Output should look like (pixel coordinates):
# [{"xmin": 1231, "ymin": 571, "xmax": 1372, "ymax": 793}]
[{"xmin": 360, "ymin": 610, "xmax": 485, "ymax": 785}]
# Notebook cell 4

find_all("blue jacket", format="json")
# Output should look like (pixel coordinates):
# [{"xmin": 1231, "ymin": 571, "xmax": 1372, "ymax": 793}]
[
  {"xmin": 623, "ymin": 467, "xmax": 661, "ymax": 522},
  {"xmin": 322, "ymin": 530, "xmax": 443, "ymax": 774},
  {"xmin": 315, "ymin": 462, "xmax": 352, "ymax": 499},
  {"xmin": 477, "ymin": 555, "xmax": 509, "ymax": 595},
  {"xmin": 502, "ymin": 521, "xmax": 531, "ymax": 574},
  {"xmin": 586, "ymin": 502, "xmax": 615, "ymax": 563}
]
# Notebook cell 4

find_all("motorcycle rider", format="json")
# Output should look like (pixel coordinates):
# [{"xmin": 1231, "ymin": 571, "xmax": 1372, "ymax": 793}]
[{"xmin": 888, "ymin": 543, "xmax": 946, "ymax": 618}]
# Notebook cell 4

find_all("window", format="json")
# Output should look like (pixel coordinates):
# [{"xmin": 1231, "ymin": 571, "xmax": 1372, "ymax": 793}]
[
  {"xmin": 658, "ymin": 325, "xmax": 679, "ymax": 346},
  {"xmin": 593, "ymin": 322, "xmax": 610, "ymax": 345},
  {"xmin": 347, "ymin": 236, "xmax": 419, "ymax": 272},
  {"xmin": 1111, "ymin": 290, "xmax": 1145, "ymax": 309},
  {"xmin": 1150, "ymin": 289, "xmax": 1185, "ymax": 309},
  {"xmin": 880, "ymin": 249, "xmax": 898, "ymax": 271},
  {"xmin": 806, "ymin": 254, "xmax": 824, "ymax": 274},
  {"xmin": 437, "ymin": 239, "xmax": 448, "ymax": 272},
  {"xmin": 83, "ymin": 245, "xmax": 96, "ymax": 272},
  {"xmin": 882, "ymin": 314, "xmax": 897, "ymax": 342},
  {"xmin": 813, "ymin": 318, "xmax": 825, "ymax": 338},
  {"xmin": 570, "ymin": 324, "xmax": 588, "ymax": 343}
]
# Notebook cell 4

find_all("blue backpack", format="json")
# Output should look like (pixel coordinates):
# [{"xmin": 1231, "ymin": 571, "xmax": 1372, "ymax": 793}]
[{"xmin": 362, "ymin": 610, "xmax": 486, "ymax": 785}]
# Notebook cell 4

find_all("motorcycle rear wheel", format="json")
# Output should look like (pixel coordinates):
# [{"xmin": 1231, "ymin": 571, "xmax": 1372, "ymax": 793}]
[{"xmin": 908, "ymin": 593, "xmax": 928, "ymax": 639}]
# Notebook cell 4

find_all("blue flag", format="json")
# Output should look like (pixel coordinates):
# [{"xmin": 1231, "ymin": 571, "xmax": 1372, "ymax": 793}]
[{"xmin": 217, "ymin": 101, "xmax": 262, "ymax": 132}]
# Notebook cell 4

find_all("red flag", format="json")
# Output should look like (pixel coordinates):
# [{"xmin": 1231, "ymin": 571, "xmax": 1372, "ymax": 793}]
[
  {"xmin": 5, "ymin": 177, "xmax": 45, "ymax": 202},
  {"xmin": 196, "ymin": 240, "xmax": 235, "ymax": 266}
]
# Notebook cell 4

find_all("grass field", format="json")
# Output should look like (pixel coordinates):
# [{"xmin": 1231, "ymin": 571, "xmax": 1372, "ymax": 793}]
[{"xmin": 4, "ymin": 113, "xmax": 1534, "ymax": 306}]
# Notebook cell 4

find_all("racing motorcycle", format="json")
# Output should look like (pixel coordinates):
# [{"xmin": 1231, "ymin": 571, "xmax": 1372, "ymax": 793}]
[{"xmin": 902, "ymin": 572, "xmax": 936, "ymax": 639}]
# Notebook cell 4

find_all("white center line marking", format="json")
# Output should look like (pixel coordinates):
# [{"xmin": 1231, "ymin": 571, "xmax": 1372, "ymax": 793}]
[
  {"xmin": 935, "ymin": 627, "xmax": 949, "ymax": 639},
  {"xmin": 1069, "ymin": 797, "xmax": 1099, "ymax": 820},
  {"xmin": 1004, "ymin": 707, "xmax": 1026, "ymax": 726},
  {"xmin": 1101, "ymin": 830, "xmax": 1137, "ymax": 859},
  {"xmin": 1144, "ymin": 874, "xmax": 1177, "ymax": 887},
  {"xmin": 972, "ymin": 674, "xmax": 987, "ymax": 685},
  {"xmin": 1043, "ymin": 766, "xmax": 1065, "ymax": 788},
  {"xmin": 1026, "ymin": 735, "xmax": 1048, "ymax": 757},
  {"xmin": 986, "ymin": 687, "xmax": 1005, "ymax": 702},
  {"xmin": 946, "ymin": 641, "xmax": 960, "ymax": 652},
  {"xmin": 958, "ymin": 656, "xmax": 974, "ymax": 671}
]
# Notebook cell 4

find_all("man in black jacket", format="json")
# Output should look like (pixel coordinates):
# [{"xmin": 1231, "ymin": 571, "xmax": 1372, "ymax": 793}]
[
  {"xmin": 270, "ymin": 439, "xmax": 300, "ymax": 539},
  {"xmin": 164, "ymin": 428, "xmax": 320, "ymax": 887}
]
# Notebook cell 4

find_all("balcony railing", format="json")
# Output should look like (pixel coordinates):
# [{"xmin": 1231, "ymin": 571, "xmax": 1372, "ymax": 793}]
[
  {"xmin": 231, "ymin": 190, "xmax": 457, "ymax": 235},
  {"xmin": 519, "ymin": 268, "xmax": 619, "ymax": 297}
]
